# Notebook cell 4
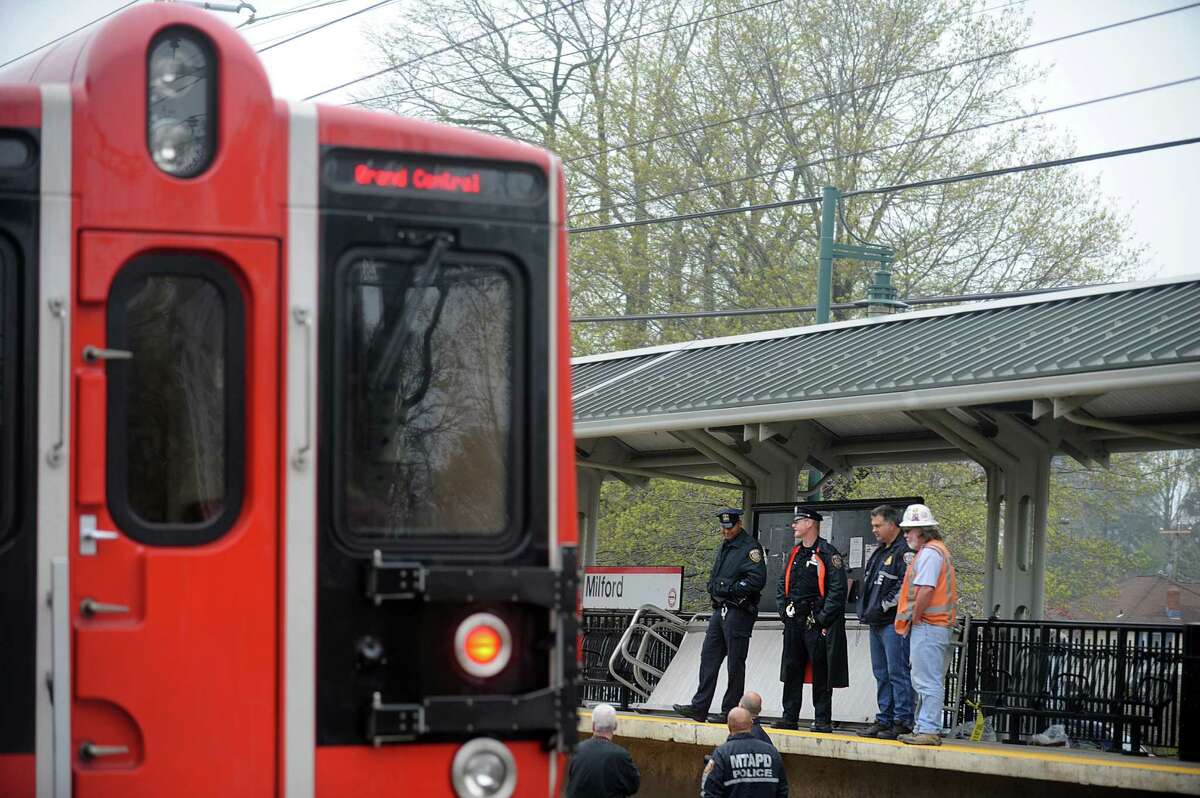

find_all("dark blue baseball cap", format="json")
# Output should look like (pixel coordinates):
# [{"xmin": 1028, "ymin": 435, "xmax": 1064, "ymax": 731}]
[{"xmin": 717, "ymin": 508, "xmax": 743, "ymax": 528}]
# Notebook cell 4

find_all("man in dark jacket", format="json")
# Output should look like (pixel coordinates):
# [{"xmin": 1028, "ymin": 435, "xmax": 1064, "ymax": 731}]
[
  {"xmin": 739, "ymin": 692, "xmax": 774, "ymax": 747},
  {"xmin": 773, "ymin": 507, "xmax": 848, "ymax": 733},
  {"xmin": 701, "ymin": 707, "xmax": 787, "ymax": 798},
  {"xmin": 674, "ymin": 508, "xmax": 767, "ymax": 723},
  {"xmin": 856, "ymin": 504, "xmax": 914, "ymax": 739},
  {"xmin": 567, "ymin": 704, "xmax": 640, "ymax": 798}
]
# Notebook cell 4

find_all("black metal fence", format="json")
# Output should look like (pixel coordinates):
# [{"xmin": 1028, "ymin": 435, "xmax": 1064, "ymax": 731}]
[
  {"xmin": 580, "ymin": 611, "xmax": 1192, "ymax": 755},
  {"xmin": 960, "ymin": 619, "xmax": 1185, "ymax": 752},
  {"xmin": 581, "ymin": 611, "xmax": 637, "ymax": 709}
]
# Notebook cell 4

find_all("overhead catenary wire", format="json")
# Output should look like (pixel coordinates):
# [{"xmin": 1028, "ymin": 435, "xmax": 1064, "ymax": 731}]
[
  {"xmin": 343, "ymin": 0, "xmax": 786, "ymax": 107},
  {"xmin": 568, "ymin": 135, "xmax": 1200, "ymax": 234},
  {"xmin": 570, "ymin": 74, "xmax": 1200, "ymax": 219},
  {"xmin": 303, "ymin": 0, "xmax": 586, "ymax": 101},
  {"xmin": 0, "ymin": 0, "xmax": 140, "ymax": 71},
  {"xmin": 563, "ymin": 1, "xmax": 1200, "ymax": 165},
  {"xmin": 569, "ymin": 285, "xmax": 1088, "ymax": 323},
  {"xmin": 255, "ymin": 0, "xmax": 397, "ymax": 53},
  {"xmin": 239, "ymin": 0, "xmax": 354, "ymax": 30}
]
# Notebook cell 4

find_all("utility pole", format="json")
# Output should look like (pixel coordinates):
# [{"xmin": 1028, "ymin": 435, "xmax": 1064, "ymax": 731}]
[{"xmin": 815, "ymin": 185, "xmax": 905, "ymax": 324}]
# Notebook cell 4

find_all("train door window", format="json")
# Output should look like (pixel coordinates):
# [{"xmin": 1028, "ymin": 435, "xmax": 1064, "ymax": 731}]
[
  {"xmin": 0, "ymin": 236, "xmax": 14, "ymax": 537},
  {"xmin": 106, "ymin": 254, "xmax": 245, "ymax": 544},
  {"xmin": 334, "ymin": 248, "xmax": 525, "ymax": 549}
]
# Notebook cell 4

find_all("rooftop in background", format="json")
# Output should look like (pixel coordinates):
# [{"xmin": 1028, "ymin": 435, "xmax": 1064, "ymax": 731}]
[{"xmin": 1060, "ymin": 575, "xmax": 1200, "ymax": 624}]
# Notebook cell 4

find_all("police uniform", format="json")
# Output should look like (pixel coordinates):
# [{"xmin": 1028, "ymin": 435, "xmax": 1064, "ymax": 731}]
[
  {"xmin": 701, "ymin": 732, "xmax": 788, "ymax": 798},
  {"xmin": 774, "ymin": 508, "xmax": 848, "ymax": 731},
  {"xmin": 674, "ymin": 509, "xmax": 767, "ymax": 721}
]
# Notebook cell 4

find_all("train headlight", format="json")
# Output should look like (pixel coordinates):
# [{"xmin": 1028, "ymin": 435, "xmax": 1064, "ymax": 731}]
[
  {"xmin": 147, "ymin": 29, "xmax": 216, "ymax": 177},
  {"xmin": 450, "ymin": 738, "xmax": 517, "ymax": 798},
  {"xmin": 454, "ymin": 612, "xmax": 512, "ymax": 678}
]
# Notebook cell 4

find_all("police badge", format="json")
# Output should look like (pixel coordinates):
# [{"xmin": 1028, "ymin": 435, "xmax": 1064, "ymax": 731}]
[{"xmin": 749, "ymin": 548, "xmax": 762, "ymax": 563}]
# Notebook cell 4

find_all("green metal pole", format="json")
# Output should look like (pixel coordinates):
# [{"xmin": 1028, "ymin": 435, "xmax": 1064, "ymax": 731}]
[{"xmin": 816, "ymin": 186, "xmax": 838, "ymax": 324}]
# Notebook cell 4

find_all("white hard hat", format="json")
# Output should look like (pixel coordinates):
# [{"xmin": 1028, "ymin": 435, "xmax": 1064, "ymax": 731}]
[{"xmin": 899, "ymin": 503, "xmax": 939, "ymax": 528}]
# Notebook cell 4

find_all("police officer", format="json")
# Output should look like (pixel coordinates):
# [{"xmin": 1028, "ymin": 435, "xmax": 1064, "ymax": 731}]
[
  {"xmin": 673, "ymin": 508, "xmax": 766, "ymax": 723},
  {"xmin": 701, "ymin": 707, "xmax": 787, "ymax": 798},
  {"xmin": 856, "ymin": 504, "xmax": 915, "ymax": 739},
  {"xmin": 773, "ymin": 507, "xmax": 848, "ymax": 733}
]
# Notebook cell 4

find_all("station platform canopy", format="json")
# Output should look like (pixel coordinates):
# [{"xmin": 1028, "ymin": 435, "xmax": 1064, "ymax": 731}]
[{"xmin": 571, "ymin": 275, "xmax": 1200, "ymax": 618}]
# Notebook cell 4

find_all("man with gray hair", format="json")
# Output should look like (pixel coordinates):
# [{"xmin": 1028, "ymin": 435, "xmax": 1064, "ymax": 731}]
[{"xmin": 566, "ymin": 703, "xmax": 640, "ymax": 797}]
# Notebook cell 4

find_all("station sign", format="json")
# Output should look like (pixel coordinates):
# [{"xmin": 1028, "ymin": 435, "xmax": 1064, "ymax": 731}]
[{"xmin": 582, "ymin": 566, "xmax": 684, "ymax": 611}]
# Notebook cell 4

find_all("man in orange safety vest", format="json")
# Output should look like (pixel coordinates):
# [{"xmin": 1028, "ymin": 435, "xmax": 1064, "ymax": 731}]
[{"xmin": 893, "ymin": 503, "xmax": 958, "ymax": 746}]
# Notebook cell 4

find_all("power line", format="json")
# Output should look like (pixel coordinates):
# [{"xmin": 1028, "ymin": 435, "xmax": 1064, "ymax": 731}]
[
  {"xmin": 255, "ymin": 0, "xmax": 397, "ymax": 54},
  {"xmin": 303, "ymin": 0, "xmax": 585, "ymax": 101},
  {"xmin": 563, "ymin": 1, "xmax": 1200, "ymax": 165},
  {"xmin": 240, "ymin": 0, "xmax": 354, "ymax": 30},
  {"xmin": 0, "ymin": 0, "xmax": 140, "ymax": 71},
  {"xmin": 570, "ymin": 74, "xmax": 1200, "ymax": 219},
  {"xmin": 568, "ymin": 135, "xmax": 1200, "ymax": 234},
  {"xmin": 569, "ymin": 285, "xmax": 1086, "ymax": 324},
  {"xmin": 842, "ymin": 135, "xmax": 1200, "ymax": 199},
  {"xmin": 343, "ymin": 0, "xmax": 786, "ymax": 107}
]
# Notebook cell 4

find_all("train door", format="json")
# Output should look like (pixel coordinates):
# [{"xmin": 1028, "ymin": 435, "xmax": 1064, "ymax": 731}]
[{"xmin": 69, "ymin": 231, "xmax": 279, "ymax": 797}]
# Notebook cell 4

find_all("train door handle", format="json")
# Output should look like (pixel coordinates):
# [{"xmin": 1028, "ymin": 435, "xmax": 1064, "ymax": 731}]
[
  {"xmin": 80, "ymin": 598, "xmax": 129, "ymax": 617},
  {"xmin": 82, "ymin": 345, "xmax": 132, "ymax": 362},
  {"xmin": 80, "ymin": 515, "xmax": 120, "ymax": 556},
  {"xmin": 79, "ymin": 741, "xmax": 129, "ymax": 761}
]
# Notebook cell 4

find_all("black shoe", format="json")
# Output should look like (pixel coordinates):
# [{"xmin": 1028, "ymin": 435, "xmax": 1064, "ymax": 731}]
[
  {"xmin": 809, "ymin": 722, "xmax": 833, "ymax": 733},
  {"xmin": 672, "ymin": 703, "xmax": 707, "ymax": 723},
  {"xmin": 882, "ymin": 722, "xmax": 912, "ymax": 740},
  {"xmin": 772, "ymin": 719, "xmax": 799, "ymax": 730},
  {"xmin": 857, "ymin": 722, "xmax": 889, "ymax": 738},
  {"xmin": 707, "ymin": 713, "xmax": 726, "ymax": 724}
]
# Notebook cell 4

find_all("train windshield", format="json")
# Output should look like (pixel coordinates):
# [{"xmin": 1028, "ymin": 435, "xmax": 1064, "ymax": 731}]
[{"xmin": 337, "ymin": 249, "xmax": 520, "ymax": 539}]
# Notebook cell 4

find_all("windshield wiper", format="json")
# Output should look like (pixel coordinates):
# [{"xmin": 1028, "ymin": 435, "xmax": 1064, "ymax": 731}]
[{"xmin": 369, "ymin": 231, "xmax": 454, "ymax": 393}]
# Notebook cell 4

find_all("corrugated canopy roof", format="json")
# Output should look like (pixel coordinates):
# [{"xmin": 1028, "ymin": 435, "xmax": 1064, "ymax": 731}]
[{"xmin": 572, "ymin": 277, "xmax": 1200, "ymax": 438}]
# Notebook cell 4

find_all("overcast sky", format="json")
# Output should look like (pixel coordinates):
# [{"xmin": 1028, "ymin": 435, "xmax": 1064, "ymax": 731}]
[{"xmin": 1, "ymin": 0, "xmax": 1196, "ymax": 279}]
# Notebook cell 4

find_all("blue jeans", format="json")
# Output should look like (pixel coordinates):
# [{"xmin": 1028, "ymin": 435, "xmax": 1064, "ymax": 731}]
[
  {"xmin": 909, "ymin": 623, "xmax": 951, "ymax": 734},
  {"xmin": 869, "ymin": 623, "xmax": 912, "ymax": 726}
]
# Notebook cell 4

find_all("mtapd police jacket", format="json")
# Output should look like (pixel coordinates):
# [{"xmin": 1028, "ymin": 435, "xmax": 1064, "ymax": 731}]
[
  {"xmin": 701, "ymin": 732, "xmax": 787, "ymax": 798},
  {"xmin": 857, "ymin": 535, "xmax": 913, "ymax": 626},
  {"xmin": 706, "ymin": 530, "xmax": 767, "ymax": 610}
]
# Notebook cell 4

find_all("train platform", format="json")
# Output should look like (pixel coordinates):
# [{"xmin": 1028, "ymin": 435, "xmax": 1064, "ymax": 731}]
[{"xmin": 577, "ymin": 709, "xmax": 1200, "ymax": 797}]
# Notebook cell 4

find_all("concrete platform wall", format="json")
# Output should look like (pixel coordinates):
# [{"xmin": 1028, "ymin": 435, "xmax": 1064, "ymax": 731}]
[{"xmin": 613, "ymin": 737, "xmax": 1169, "ymax": 798}]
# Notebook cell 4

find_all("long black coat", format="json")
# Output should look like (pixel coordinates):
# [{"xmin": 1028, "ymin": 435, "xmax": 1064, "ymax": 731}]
[{"xmin": 776, "ymin": 538, "xmax": 849, "ymax": 688}]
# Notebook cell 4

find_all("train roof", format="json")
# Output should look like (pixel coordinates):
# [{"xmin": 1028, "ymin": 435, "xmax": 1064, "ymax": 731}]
[{"xmin": 0, "ymin": 3, "xmax": 555, "ymax": 171}]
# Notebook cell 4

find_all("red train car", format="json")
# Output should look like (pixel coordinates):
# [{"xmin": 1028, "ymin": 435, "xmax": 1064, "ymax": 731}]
[{"xmin": 0, "ymin": 4, "xmax": 578, "ymax": 796}]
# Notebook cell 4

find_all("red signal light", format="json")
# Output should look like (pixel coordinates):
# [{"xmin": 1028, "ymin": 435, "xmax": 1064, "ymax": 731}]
[
  {"xmin": 455, "ymin": 613, "xmax": 512, "ymax": 678},
  {"xmin": 465, "ymin": 625, "xmax": 501, "ymax": 665}
]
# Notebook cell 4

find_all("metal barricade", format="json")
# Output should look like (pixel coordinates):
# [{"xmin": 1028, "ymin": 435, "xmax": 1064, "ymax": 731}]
[{"xmin": 607, "ymin": 604, "xmax": 689, "ymax": 703}]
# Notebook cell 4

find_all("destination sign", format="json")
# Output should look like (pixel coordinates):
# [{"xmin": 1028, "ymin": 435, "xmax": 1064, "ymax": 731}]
[{"xmin": 324, "ymin": 149, "xmax": 546, "ymax": 204}]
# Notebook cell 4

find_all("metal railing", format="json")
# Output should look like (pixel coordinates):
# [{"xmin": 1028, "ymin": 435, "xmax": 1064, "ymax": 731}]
[
  {"xmin": 960, "ymin": 619, "xmax": 1184, "ymax": 752},
  {"xmin": 580, "ymin": 610, "xmax": 638, "ymax": 708},
  {"xmin": 605, "ymin": 605, "xmax": 689, "ymax": 703}
]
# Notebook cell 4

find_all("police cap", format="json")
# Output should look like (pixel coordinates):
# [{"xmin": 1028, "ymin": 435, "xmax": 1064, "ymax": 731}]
[
  {"xmin": 716, "ymin": 508, "xmax": 743, "ymax": 528},
  {"xmin": 793, "ymin": 507, "xmax": 823, "ymax": 523}
]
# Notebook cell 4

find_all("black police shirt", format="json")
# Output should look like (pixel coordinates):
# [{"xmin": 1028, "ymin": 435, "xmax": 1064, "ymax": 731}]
[{"xmin": 785, "ymin": 542, "xmax": 823, "ymax": 602}]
